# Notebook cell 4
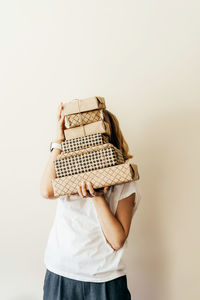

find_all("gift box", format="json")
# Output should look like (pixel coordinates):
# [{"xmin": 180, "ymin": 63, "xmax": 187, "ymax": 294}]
[
  {"xmin": 54, "ymin": 143, "xmax": 124, "ymax": 178},
  {"xmin": 62, "ymin": 97, "xmax": 106, "ymax": 115},
  {"xmin": 65, "ymin": 109, "xmax": 104, "ymax": 129},
  {"xmin": 61, "ymin": 133, "xmax": 110, "ymax": 153},
  {"xmin": 64, "ymin": 121, "xmax": 110, "ymax": 140},
  {"xmin": 52, "ymin": 162, "xmax": 139, "ymax": 196}
]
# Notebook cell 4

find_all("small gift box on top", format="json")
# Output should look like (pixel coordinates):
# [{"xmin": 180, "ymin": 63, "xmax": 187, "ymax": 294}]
[{"xmin": 62, "ymin": 97, "xmax": 106, "ymax": 115}]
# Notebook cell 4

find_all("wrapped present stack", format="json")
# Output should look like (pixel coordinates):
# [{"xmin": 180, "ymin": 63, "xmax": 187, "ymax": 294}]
[{"xmin": 52, "ymin": 96, "xmax": 139, "ymax": 197}]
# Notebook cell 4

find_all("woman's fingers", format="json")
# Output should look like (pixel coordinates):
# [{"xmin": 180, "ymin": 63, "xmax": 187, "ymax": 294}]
[
  {"xmin": 57, "ymin": 102, "xmax": 63, "ymax": 121},
  {"xmin": 86, "ymin": 181, "xmax": 96, "ymax": 196},
  {"xmin": 60, "ymin": 102, "xmax": 63, "ymax": 113},
  {"xmin": 57, "ymin": 105, "xmax": 61, "ymax": 120},
  {"xmin": 103, "ymin": 186, "xmax": 109, "ymax": 194},
  {"xmin": 59, "ymin": 113, "xmax": 65, "ymax": 127},
  {"xmin": 77, "ymin": 185, "xmax": 84, "ymax": 198},
  {"xmin": 77, "ymin": 181, "xmax": 93, "ymax": 198},
  {"xmin": 77, "ymin": 181, "xmax": 109, "ymax": 198},
  {"xmin": 81, "ymin": 181, "xmax": 87, "ymax": 197}
]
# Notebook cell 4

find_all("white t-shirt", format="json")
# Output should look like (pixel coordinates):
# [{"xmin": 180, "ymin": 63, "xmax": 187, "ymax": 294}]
[{"xmin": 44, "ymin": 180, "xmax": 141, "ymax": 282}]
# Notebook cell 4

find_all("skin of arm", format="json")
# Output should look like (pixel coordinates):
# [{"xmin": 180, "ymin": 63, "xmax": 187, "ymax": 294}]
[
  {"xmin": 40, "ymin": 146, "xmax": 62, "ymax": 199},
  {"xmin": 40, "ymin": 102, "xmax": 65, "ymax": 199},
  {"xmin": 77, "ymin": 181, "xmax": 136, "ymax": 251},
  {"xmin": 93, "ymin": 193, "xmax": 136, "ymax": 251}
]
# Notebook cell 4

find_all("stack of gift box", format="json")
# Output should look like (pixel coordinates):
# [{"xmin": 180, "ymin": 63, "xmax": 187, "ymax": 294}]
[{"xmin": 52, "ymin": 96, "xmax": 139, "ymax": 197}]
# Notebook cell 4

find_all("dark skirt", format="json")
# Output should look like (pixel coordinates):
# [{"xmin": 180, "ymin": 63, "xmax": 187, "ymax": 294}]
[{"xmin": 43, "ymin": 269, "xmax": 131, "ymax": 300}]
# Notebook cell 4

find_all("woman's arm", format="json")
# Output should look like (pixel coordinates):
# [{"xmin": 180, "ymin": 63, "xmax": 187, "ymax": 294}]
[
  {"xmin": 40, "ymin": 103, "xmax": 65, "ymax": 199},
  {"xmin": 93, "ymin": 193, "xmax": 135, "ymax": 250},
  {"xmin": 40, "ymin": 146, "xmax": 62, "ymax": 199},
  {"xmin": 76, "ymin": 181, "xmax": 136, "ymax": 251}
]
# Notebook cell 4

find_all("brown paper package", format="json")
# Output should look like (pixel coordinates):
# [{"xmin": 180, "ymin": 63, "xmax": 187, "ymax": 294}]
[
  {"xmin": 64, "ymin": 120, "xmax": 110, "ymax": 140},
  {"xmin": 61, "ymin": 133, "xmax": 110, "ymax": 153},
  {"xmin": 54, "ymin": 143, "xmax": 125, "ymax": 178},
  {"xmin": 65, "ymin": 109, "xmax": 104, "ymax": 129},
  {"xmin": 62, "ymin": 97, "xmax": 106, "ymax": 115},
  {"xmin": 52, "ymin": 162, "xmax": 139, "ymax": 197}
]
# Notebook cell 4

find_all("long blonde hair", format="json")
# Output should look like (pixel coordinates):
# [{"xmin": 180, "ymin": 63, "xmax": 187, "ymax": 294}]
[{"xmin": 104, "ymin": 109, "xmax": 133, "ymax": 161}]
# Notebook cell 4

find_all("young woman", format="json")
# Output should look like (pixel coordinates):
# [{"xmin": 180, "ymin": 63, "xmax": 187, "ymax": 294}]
[{"xmin": 40, "ymin": 102, "xmax": 141, "ymax": 300}]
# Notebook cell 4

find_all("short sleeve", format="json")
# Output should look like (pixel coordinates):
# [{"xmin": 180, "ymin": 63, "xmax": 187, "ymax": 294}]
[{"xmin": 108, "ymin": 180, "xmax": 141, "ymax": 216}]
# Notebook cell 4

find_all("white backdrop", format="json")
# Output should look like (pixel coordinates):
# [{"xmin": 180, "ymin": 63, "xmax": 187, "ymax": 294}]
[{"xmin": 0, "ymin": 1, "xmax": 200, "ymax": 299}]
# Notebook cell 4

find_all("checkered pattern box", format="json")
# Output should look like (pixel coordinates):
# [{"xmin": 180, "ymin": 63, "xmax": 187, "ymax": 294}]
[
  {"xmin": 62, "ymin": 97, "xmax": 106, "ymax": 115},
  {"xmin": 64, "ymin": 120, "xmax": 110, "ymax": 140},
  {"xmin": 65, "ymin": 109, "xmax": 104, "ymax": 129},
  {"xmin": 52, "ymin": 162, "xmax": 139, "ymax": 196},
  {"xmin": 54, "ymin": 143, "xmax": 124, "ymax": 178},
  {"xmin": 61, "ymin": 133, "xmax": 110, "ymax": 153}
]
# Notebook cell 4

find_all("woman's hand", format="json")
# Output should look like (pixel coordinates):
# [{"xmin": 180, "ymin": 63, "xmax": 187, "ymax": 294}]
[
  {"xmin": 76, "ymin": 180, "xmax": 109, "ymax": 198},
  {"xmin": 55, "ymin": 102, "xmax": 65, "ymax": 142}
]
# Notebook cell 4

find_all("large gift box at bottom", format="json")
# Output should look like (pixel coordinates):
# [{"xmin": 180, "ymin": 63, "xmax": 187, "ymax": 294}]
[{"xmin": 52, "ymin": 161, "xmax": 139, "ymax": 197}]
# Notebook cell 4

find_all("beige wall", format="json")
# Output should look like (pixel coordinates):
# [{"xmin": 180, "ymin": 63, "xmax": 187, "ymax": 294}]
[{"xmin": 0, "ymin": 1, "xmax": 200, "ymax": 299}]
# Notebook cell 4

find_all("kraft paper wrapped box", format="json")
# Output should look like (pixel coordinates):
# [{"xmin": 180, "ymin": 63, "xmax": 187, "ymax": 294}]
[
  {"xmin": 62, "ymin": 97, "xmax": 106, "ymax": 115},
  {"xmin": 64, "ymin": 120, "xmax": 110, "ymax": 140},
  {"xmin": 52, "ymin": 96, "xmax": 140, "ymax": 197},
  {"xmin": 64, "ymin": 109, "xmax": 104, "ymax": 129},
  {"xmin": 54, "ymin": 143, "xmax": 125, "ymax": 178},
  {"xmin": 52, "ymin": 162, "xmax": 139, "ymax": 197},
  {"xmin": 61, "ymin": 133, "xmax": 110, "ymax": 153}
]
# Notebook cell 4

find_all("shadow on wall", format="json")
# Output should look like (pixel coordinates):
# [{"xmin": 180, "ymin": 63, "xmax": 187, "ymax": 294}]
[{"xmin": 125, "ymin": 107, "xmax": 199, "ymax": 300}]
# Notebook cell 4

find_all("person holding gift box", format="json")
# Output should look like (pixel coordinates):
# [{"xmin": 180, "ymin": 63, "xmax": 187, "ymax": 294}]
[
  {"xmin": 52, "ymin": 97, "xmax": 139, "ymax": 195},
  {"xmin": 40, "ymin": 99, "xmax": 141, "ymax": 300}
]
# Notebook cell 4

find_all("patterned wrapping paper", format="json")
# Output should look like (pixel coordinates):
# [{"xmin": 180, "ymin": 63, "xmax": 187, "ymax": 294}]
[
  {"xmin": 64, "ymin": 120, "xmax": 110, "ymax": 140},
  {"xmin": 54, "ymin": 143, "xmax": 125, "ymax": 178},
  {"xmin": 62, "ymin": 97, "xmax": 106, "ymax": 115},
  {"xmin": 64, "ymin": 109, "xmax": 104, "ymax": 129},
  {"xmin": 61, "ymin": 133, "xmax": 110, "ymax": 153},
  {"xmin": 52, "ymin": 162, "xmax": 139, "ymax": 196}
]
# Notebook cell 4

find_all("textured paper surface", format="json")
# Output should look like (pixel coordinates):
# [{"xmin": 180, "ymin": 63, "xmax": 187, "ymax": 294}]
[
  {"xmin": 52, "ymin": 162, "xmax": 139, "ymax": 196},
  {"xmin": 57, "ymin": 143, "xmax": 122, "ymax": 159},
  {"xmin": 54, "ymin": 143, "xmax": 124, "ymax": 178},
  {"xmin": 61, "ymin": 133, "xmax": 110, "ymax": 153},
  {"xmin": 65, "ymin": 109, "xmax": 104, "ymax": 128},
  {"xmin": 64, "ymin": 121, "xmax": 110, "ymax": 140},
  {"xmin": 62, "ymin": 97, "xmax": 106, "ymax": 115}
]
